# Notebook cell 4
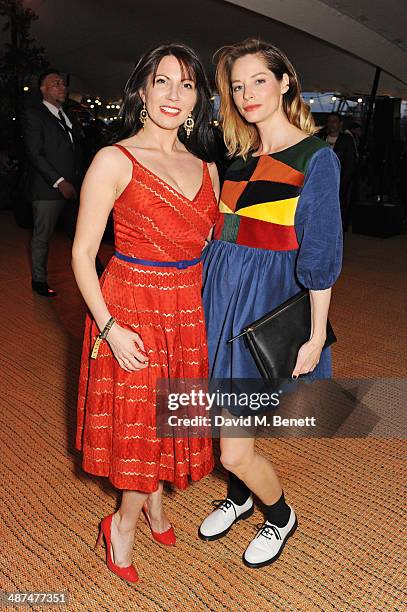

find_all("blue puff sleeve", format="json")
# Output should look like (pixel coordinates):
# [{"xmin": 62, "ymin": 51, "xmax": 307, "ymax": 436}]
[{"xmin": 295, "ymin": 146, "xmax": 343, "ymax": 290}]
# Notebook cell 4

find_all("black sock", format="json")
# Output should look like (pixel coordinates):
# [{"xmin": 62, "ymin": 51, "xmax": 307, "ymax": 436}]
[
  {"xmin": 227, "ymin": 472, "xmax": 251, "ymax": 505},
  {"xmin": 264, "ymin": 492, "xmax": 291, "ymax": 527}
]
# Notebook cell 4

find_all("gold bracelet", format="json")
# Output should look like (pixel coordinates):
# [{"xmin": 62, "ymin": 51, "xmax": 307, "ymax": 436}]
[{"xmin": 90, "ymin": 316, "xmax": 116, "ymax": 359}]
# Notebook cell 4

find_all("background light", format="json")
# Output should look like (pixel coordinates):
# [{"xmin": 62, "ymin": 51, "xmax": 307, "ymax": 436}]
[
  {"xmin": 23, "ymin": 86, "xmax": 29, "ymax": 91},
  {"xmin": 90, "ymin": 104, "xmax": 94, "ymax": 108},
  {"xmin": 309, "ymin": 98, "xmax": 314, "ymax": 104},
  {"xmin": 332, "ymin": 96, "xmax": 337, "ymax": 101},
  {"xmin": 357, "ymin": 97, "xmax": 363, "ymax": 103}
]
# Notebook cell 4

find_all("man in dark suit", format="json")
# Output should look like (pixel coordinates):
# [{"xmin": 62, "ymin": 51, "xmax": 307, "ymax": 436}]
[
  {"xmin": 322, "ymin": 113, "xmax": 358, "ymax": 231},
  {"xmin": 21, "ymin": 69, "xmax": 84, "ymax": 297}
]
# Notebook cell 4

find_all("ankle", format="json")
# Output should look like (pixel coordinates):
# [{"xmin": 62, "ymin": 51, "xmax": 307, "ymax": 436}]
[
  {"xmin": 114, "ymin": 511, "xmax": 136, "ymax": 535},
  {"xmin": 227, "ymin": 472, "xmax": 252, "ymax": 506},
  {"xmin": 264, "ymin": 492, "xmax": 291, "ymax": 527},
  {"xmin": 144, "ymin": 500, "xmax": 164, "ymax": 517}
]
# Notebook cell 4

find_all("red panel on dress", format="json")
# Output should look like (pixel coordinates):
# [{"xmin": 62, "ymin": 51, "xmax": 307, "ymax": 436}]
[
  {"xmin": 213, "ymin": 213, "xmax": 225, "ymax": 240},
  {"xmin": 236, "ymin": 217, "xmax": 299, "ymax": 251}
]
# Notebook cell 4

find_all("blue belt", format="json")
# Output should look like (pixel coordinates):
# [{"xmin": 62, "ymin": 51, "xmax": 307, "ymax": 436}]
[{"xmin": 114, "ymin": 250, "xmax": 202, "ymax": 269}]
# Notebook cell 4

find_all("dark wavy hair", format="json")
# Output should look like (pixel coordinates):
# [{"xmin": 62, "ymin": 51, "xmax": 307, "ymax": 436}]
[{"xmin": 113, "ymin": 43, "xmax": 216, "ymax": 162}]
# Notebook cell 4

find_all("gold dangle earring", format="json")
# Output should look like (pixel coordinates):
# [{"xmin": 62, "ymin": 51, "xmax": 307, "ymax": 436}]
[
  {"xmin": 139, "ymin": 102, "xmax": 148, "ymax": 126},
  {"xmin": 183, "ymin": 112, "xmax": 194, "ymax": 138}
]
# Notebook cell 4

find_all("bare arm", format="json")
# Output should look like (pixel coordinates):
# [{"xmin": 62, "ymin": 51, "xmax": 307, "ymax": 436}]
[
  {"xmin": 309, "ymin": 288, "xmax": 331, "ymax": 344},
  {"xmin": 292, "ymin": 288, "xmax": 331, "ymax": 378},
  {"xmin": 72, "ymin": 147, "xmax": 118, "ymax": 330},
  {"xmin": 72, "ymin": 147, "xmax": 147, "ymax": 372}
]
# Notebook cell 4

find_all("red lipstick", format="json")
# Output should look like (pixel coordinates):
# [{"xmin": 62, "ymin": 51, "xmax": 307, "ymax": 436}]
[
  {"xmin": 243, "ymin": 104, "xmax": 262, "ymax": 112},
  {"xmin": 160, "ymin": 106, "xmax": 181, "ymax": 117}
]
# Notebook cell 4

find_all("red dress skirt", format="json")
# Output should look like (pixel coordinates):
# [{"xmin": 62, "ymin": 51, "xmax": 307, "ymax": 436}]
[{"xmin": 75, "ymin": 144, "xmax": 218, "ymax": 492}]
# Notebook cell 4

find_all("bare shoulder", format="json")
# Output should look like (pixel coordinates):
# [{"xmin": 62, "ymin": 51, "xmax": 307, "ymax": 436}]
[
  {"xmin": 93, "ymin": 145, "xmax": 126, "ymax": 165},
  {"xmin": 207, "ymin": 161, "xmax": 219, "ymax": 181},
  {"xmin": 88, "ymin": 145, "xmax": 131, "ymax": 179},
  {"xmin": 207, "ymin": 161, "xmax": 219, "ymax": 177}
]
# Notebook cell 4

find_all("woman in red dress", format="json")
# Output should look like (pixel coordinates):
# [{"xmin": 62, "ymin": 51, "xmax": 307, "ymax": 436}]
[{"xmin": 72, "ymin": 44, "xmax": 219, "ymax": 583}]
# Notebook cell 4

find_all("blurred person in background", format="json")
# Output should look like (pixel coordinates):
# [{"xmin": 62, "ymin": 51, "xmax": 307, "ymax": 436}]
[
  {"xmin": 21, "ymin": 69, "xmax": 101, "ymax": 296},
  {"xmin": 322, "ymin": 112, "xmax": 357, "ymax": 231}
]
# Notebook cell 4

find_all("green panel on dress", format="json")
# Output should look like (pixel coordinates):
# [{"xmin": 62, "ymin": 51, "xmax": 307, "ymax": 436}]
[
  {"xmin": 221, "ymin": 214, "xmax": 241, "ymax": 243},
  {"xmin": 271, "ymin": 135, "xmax": 328, "ymax": 174}
]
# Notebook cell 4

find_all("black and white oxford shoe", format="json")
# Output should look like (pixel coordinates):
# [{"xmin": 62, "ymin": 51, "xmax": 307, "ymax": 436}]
[
  {"xmin": 198, "ymin": 496, "xmax": 254, "ymax": 541},
  {"xmin": 242, "ymin": 506, "xmax": 298, "ymax": 568}
]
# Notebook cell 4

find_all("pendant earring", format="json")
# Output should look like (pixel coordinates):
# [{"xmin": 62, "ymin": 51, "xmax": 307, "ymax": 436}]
[
  {"xmin": 139, "ymin": 102, "xmax": 148, "ymax": 126},
  {"xmin": 183, "ymin": 113, "xmax": 194, "ymax": 138}
]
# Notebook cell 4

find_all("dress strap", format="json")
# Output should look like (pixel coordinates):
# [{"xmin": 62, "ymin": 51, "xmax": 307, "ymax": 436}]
[
  {"xmin": 113, "ymin": 143, "xmax": 136, "ymax": 163},
  {"xmin": 202, "ymin": 160, "xmax": 211, "ymax": 186}
]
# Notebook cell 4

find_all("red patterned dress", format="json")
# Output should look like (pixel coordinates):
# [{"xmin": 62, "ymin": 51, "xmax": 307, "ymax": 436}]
[{"xmin": 75, "ymin": 144, "xmax": 218, "ymax": 492}]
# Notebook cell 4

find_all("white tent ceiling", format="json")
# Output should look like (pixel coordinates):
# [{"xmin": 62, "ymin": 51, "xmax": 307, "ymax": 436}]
[
  {"xmin": 226, "ymin": 0, "xmax": 407, "ymax": 84},
  {"xmin": 23, "ymin": 0, "xmax": 407, "ymax": 99}
]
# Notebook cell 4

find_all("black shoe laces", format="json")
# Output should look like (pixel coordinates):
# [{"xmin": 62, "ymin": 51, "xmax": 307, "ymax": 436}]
[
  {"xmin": 256, "ymin": 522, "xmax": 282, "ymax": 540},
  {"xmin": 212, "ymin": 499, "xmax": 234, "ymax": 514}
]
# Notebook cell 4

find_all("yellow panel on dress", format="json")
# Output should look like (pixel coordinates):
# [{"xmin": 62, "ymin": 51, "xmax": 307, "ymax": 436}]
[{"xmin": 234, "ymin": 197, "xmax": 299, "ymax": 226}]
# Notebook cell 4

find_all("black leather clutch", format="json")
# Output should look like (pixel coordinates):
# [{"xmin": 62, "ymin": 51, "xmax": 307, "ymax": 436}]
[{"xmin": 228, "ymin": 290, "xmax": 336, "ymax": 380}]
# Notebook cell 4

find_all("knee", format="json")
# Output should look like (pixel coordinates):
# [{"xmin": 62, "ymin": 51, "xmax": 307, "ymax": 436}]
[{"xmin": 220, "ymin": 450, "xmax": 251, "ymax": 476}]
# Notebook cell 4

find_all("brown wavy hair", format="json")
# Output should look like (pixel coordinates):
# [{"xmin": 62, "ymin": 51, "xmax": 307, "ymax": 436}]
[{"xmin": 215, "ymin": 38, "xmax": 317, "ymax": 158}]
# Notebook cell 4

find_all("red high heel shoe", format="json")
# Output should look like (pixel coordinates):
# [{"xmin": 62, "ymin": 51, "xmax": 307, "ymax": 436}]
[
  {"xmin": 142, "ymin": 506, "xmax": 176, "ymax": 546},
  {"xmin": 95, "ymin": 514, "xmax": 139, "ymax": 583}
]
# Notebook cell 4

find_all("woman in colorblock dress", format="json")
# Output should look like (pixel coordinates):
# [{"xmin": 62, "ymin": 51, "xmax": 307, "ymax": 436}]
[{"xmin": 198, "ymin": 39, "xmax": 342, "ymax": 569}]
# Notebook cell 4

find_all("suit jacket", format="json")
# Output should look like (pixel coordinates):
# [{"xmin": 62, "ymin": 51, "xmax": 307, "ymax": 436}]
[
  {"xmin": 332, "ymin": 133, "xmax": 357, "ymax": 190},
  {"xmin": 21, "ymin": 101, "xmax": 84, "ymax": 201}
]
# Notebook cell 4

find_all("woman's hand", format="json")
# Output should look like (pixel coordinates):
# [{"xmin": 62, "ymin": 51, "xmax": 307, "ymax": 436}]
[
  {"xmin": 292, "ymin": 288, "xmax": 332, "ymax": 378},
  {"xmin": 106, "ymin": 324, "xmax": 148, "ymax": 372},
  {"xmin": 292, "ymin": 337, "xmax": 325, "ymax": 379}
]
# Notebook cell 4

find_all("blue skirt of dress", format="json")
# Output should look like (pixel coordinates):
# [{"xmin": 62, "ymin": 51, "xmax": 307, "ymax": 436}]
[{"xmin": 202, "ymin": 240, "xmax": 332, "ymax": 381}]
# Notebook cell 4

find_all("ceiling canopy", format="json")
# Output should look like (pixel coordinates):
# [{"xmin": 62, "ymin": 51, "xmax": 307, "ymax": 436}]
[{"xmin": 22, "ymin": 0, "xmax": 407, "ymax": 99}]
